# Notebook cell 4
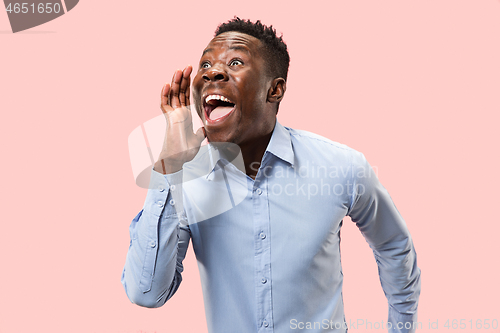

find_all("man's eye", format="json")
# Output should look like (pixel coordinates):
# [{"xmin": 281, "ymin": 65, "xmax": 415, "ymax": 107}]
[
  {"xmin": 201, "ymin": 62, "xmax": 211, "ymax": 69},
  {"xmin": 229, "ymin": 59, "xmax": 243, "ymax": 66}
]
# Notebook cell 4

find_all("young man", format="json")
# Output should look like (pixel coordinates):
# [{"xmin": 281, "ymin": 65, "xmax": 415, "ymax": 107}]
[{"xmin": 122, "ymin": 18, "xmax": 421, "ymax": 333}]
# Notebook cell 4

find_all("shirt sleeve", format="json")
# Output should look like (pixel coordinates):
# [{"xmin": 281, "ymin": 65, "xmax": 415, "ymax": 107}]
[
  {"xmin": 347, "ymin": 151, "xmax": 421, "ymax": 333},
  {"xmin": 121, "ymin": 168, "xmax": 190, "ymax": 308}
]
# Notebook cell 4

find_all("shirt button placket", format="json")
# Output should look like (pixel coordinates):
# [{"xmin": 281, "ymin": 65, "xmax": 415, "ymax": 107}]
[{"xmin": 253, "ymin": 179, "xmax": 273, "ymax": 331}]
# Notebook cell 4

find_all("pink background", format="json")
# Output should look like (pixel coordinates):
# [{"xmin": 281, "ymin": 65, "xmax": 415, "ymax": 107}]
[{"xmin": 1, "ymin": 1, "xmax": 499, "ymax": 332}]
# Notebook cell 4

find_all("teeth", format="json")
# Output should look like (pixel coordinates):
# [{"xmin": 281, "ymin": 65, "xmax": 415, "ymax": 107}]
[{"xmin": 205, "ymin": 94, "xmax": 233, "ymax": 104}]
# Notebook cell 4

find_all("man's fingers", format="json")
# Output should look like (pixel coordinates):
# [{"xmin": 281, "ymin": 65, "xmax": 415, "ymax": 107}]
[
  {"xmin": 160, "ymin": 83, "xmax": 171, "ymax": 113},
  {"xmin": 162, "ymin": 66, "xmax": 192, "ymax": 114},
  {"xmin": 169, "ymin": 69, "xmax": 183, "ymax": 109},
  {"xmin": 185, "ymin": 77, "xmax": 191, "ymax": 106},
  {"xmin": 179, "ymin": 66, "xmax": 192, "ymax": 107}
]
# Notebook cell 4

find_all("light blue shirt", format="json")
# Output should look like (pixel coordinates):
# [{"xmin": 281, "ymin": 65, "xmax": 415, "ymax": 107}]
[{"xmin": 122, "ymin": 121, "xmax": 421, "ymax": 333}]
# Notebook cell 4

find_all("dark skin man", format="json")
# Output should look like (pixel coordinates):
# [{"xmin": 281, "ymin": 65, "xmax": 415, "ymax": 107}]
[
  {"xmin": 124, "ymin": 21, "xmax": 421, "ymax": 333},
  {"xmin": 154, "ymin": 31, "xmax": 286, "ymax": 179}
]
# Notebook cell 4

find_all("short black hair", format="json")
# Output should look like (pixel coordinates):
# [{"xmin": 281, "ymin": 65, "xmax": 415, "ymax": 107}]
[{"xmin": 215, "ymin": 17, "xmax": 290, "ymax": 81}]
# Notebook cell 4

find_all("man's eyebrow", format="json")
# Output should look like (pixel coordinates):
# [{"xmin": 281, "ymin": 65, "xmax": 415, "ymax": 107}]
[{"xmin": 202, "ymin": 48, "xmax": 212, "ymax": 56}]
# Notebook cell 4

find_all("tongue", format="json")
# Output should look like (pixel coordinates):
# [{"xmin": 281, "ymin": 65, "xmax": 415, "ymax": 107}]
[{"xmin": 209, "ymin": 106, "xmax": 234, "ymax": 120}]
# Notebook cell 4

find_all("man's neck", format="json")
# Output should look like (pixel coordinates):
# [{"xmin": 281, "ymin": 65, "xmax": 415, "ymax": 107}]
[{"xmin": 239, "ymin": 130, "xmax": 273, "ymax": 180}]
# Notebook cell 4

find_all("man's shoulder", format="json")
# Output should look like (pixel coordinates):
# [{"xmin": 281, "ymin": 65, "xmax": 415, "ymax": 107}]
[
  {"xmin": 282, "ymin": 126, "xmax": 370, "ymax": 168},
  {"xmin": 284, "ymin": 126, "xmax": 357, "ymax": 154}
]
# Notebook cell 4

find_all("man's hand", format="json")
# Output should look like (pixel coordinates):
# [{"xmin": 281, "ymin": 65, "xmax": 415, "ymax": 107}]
[{"xmin": 154, "ymin": 66, "xmax": 206, "ymax": 174}]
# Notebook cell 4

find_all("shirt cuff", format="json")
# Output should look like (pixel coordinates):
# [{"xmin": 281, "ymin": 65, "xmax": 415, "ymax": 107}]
[{"xmin": 143, "ymin": 168, "xmax": 183, "ymax": 217}]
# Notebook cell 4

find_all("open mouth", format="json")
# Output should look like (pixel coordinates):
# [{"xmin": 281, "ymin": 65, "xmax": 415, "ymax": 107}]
[{"xmin": 203, "ymin": 94, "xmax": 236, "ymax": 122}]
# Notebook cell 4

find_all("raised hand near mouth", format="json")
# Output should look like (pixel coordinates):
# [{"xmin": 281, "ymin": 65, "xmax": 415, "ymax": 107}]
[{"xmin": 154, "ymin": 66, "xmax": 206, "ymax": 174}]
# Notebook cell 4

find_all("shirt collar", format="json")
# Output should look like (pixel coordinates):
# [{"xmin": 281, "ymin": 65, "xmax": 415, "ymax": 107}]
[
  {"xmin": 201, "ymin": 143, "xmax": 245, "ymax": 180},
  {"xmin": 265, "ymin": 121, "xmax": 295, "ymax": 167},
  {"xmin": 202, "ymin": 121, "xmax": 295, "ymax": 179}
]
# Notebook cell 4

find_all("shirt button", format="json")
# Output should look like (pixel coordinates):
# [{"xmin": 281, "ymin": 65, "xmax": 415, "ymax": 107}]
[
  {"xmin": 149, "ymin": 241, "xmax": 156, "ymax": 248},
  {"xmin": 170, "ymin": 185, "xmax": 176, "ymax": 191},
  {"xmin": 261, "ymin": 277, "xmax": 267, "ymax": 284},
  {"xmin": 260, "ymin": 232, "xmax": 266, "ymax": 240},
  {"xmin": 263, "ymin": 321, "xmax": 269, "ymax": 327},
  {"xmin": 157, "ymin": 201, "xmax": 163, "ymax": 207},
  {"xmin": 158, "ymin": 186, "xmax": 165, "ymax": 192},
  {"xmin": 255, "ymin": 188, "xmax": 262, "ymax": 195},
  {"xmin": 169, "ymin": 199, "xmax": 175, "ymax": 206}
]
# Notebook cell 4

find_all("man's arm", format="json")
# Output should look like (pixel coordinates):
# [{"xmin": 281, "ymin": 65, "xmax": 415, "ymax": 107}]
[
  {"xmin": 347, "ymin": 151, "xmax": 421, "ymax": 333},
  {"xmin": 122, "ymin": 66, "xmax": 205, "ymax": 307},
  {"xmin": 121, "ymin": 170, "xmax": 189, "ymax": 307}
]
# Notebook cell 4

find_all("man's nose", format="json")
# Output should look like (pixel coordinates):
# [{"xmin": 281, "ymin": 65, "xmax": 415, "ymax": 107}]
[{"xmin": 202, "ymin": 66, "xmax": 228, "ymax": 82}]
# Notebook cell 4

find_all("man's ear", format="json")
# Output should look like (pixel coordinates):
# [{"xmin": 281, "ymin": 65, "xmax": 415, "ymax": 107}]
[{"xmin": 267, "ymin": 78, "xmax": 286, "ymax": 104}]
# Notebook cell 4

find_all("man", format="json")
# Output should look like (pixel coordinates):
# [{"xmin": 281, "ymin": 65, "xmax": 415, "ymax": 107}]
[{"xmin": 122, "ymin": 18, "xmax": 421, "ymax": 333}]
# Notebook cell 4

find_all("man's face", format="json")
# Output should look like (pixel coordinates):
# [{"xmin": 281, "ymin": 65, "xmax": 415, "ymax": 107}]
[{"xmin": 192, "ymin": 31, "xmax": 276, "ymax": 146}]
